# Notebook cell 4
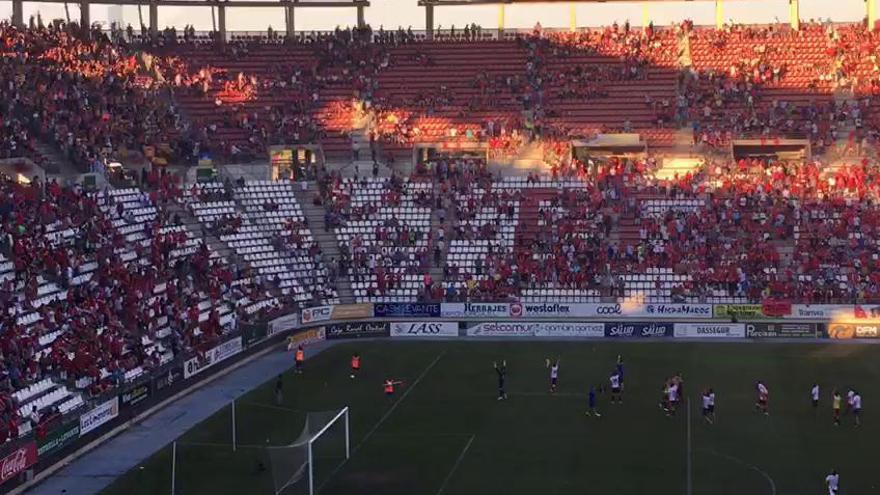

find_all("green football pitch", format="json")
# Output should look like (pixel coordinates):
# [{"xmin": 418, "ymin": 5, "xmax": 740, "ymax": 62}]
[{"xmin": 100, "ymin": 340, "xmax": 880, "ymax": 495}]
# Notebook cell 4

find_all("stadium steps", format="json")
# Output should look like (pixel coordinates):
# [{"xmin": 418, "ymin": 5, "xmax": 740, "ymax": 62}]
[
  {"xmin": 429, "ymin": 204, "xmax": 446, "ymax": 290},
  {"xmin": 292, "ymin": 183, "xmax": 355, "ymax": 304},
  {"xmin": 165, "ymin": 200, "xmax": 236, "ymax": 261},
  {"xmin": 33, "ymin": 141, "xmax": 76, "ymax": 176}
]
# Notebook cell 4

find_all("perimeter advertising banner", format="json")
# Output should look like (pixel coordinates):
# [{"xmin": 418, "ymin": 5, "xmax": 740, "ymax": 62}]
[
  {"xmin": 443, "ymin": 302, "xmax": 711, "ymax": 319},
  {"xmin": 288, "ymin": 327, "xmax": 327, "ymax": 347},
  {"xmin": 0, "ymin": 442, "xmax": 36, "ymax": 485},
  {"xmin": 787, "ymin": 304, "xmax": 880, "ymax": 321},
  {"xmin": 714, "ymin": 304, "xmax": 774, "ymax": 319},
  {"xmin": 533, "ymin": 322, "xmax": 605, "ymax": 337},
  {"xmin": 37, "ymin": 422, "xmax": 79, "ymax": 459},
  {"xmin": 183, "ymin": 336, "xmax": 243, "ymax": 379},
  {"xmin": 604, "ymin": 322, "xmax": 674, "ymax": 338},
  {"xmin": 390, "ymin": 322, "xmax": 459, "ymax": 337},
  {"xmin": 827, "ymin": 323, "xmax": 880, "ymax": 339},
  {"xmin": 746, "ymin": 322, "xmax": 819, "ymax": 338},
  {"xmin": 325, "ymin": 322, "xmax": 390, "ymax": 340},
  {"xmin": 268, "ymin": 313, "xmax": 300, "ymax": 337},
  {"xmin": 79, "ymin": 397, "xmax": 120, "ymax": 437},
  {"xmin": 301, "ymin": 304, "xmax": 374, "ymax": 324},
  {"xmin": 466, "ymin": 322, "xmax": 540, "ymax": 337},
  {"xmin": 119, "ymin": 383, "xmax": 150, "ymax": 411},
  {"xmin": 375, "ymin": 303, "xmax": 441, "ymax": 318},
  {"xmin": 674, "ymin": 323, "xmax": 746, "ymax": 338}
]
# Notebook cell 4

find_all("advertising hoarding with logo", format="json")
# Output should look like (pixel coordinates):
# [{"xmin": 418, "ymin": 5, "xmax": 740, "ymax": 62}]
[
  {"xmin": 745, "ymin": 322, "xmax": 819, "ymax": 338},
  {"xmin": 301, "ymin": 304, "xmax": 374, "ymax": 324},
  {"xmin": 390, "ymin": 322, "xmax": 459, "ymax": 337},
  {"xmin": 79, "ymin": 397, "xmax": 120, "ymax": 437},
  {"xmin": 184, "ymin": 336, "xmax": 243, "ymax": 379},
  {"xmin": 375, "ymin": 303, "xmax": 441, "ymax": 318},
  {"xmin": 0, "ymin": 442, "xmax": 36, "ymax": 485},
  {"xmin": 466, "ymin": 322, "xmax": 539, "ymax": 337},
  {"xmin": 604, "ymin": 322, "xmax": 674, "ymax": 338},
  {"xmin": 674, "ymin": 323, "xmax": 746, "ymax": 338},
  {"xmin": 325, "ymin": 322, "xmax": 390, "ymax": 340}
]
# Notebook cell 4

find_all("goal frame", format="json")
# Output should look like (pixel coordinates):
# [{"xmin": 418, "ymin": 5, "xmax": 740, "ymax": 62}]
[{"xmin": 303, "ymin": 406, "xmax": 350, "ymax": 495}]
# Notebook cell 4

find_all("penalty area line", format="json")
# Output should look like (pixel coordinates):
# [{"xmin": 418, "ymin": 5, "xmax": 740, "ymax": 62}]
[
  {"xmin": 316, "ymin": 350, "xmax": 447, "ymax": 493},
  {"xmin": 435, "ymin": 435, "xmax": 476, "ymax": 495}
]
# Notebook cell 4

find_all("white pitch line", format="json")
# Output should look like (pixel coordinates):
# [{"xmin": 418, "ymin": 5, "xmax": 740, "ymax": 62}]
[
  {"xmin": 686, "ymin": 397, "xmax": 693, "ymax": 495},
  {"xmin": 435, "ymin": 435, "xmax": 476, "ymax": 495},
  {"xmin": 316, "ymin": 350, "xmax": 446, "ymax": 493},
  {"xmin": 699, "ymin": 448, "xmax": 777, "ymax": 495}
]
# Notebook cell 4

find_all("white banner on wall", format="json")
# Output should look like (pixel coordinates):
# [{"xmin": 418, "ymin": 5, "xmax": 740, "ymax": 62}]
[
  {"xmin": 184, "ymin": 336, "xmax": 243, "ymax": 379},
  {"xmin": 442, "ymin": 302, "xmax": 712, "ymax": 319},
  {"xmin": 787, "ymin": 304, "xmax": 880, "ymax": 321},
  {"xmin": 79, "ymin": 397, "xmax": 120, "ymax": 437},
  {"xmin": 467, "ymin": 322, "xmax": 540, "ymax": 337},
  {"xmin": 674, "ymin": 323, "xmax": 746, "ymax": 338},
  {"xmin": 390, "ymin": 322, "xmax": 459, "ymax": 337},
  {"xmin": 533, "ymin": 322, "xmax": 605, "ymax": 338}
]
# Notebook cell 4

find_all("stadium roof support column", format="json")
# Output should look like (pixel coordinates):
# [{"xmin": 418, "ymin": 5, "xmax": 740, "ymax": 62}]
[
  {"xmin": 80, "ymin": 0, "xmax": 90, "ymax": 29},
  {"xmin": 217, "ymin": 4, "xmax": 227, "ymax": 44},
  {"xmin": 641, "ymin": 3, "xmax": 649, "ymax": 30},
  {"xmin": 425, "ymin": 3, "xmax": 434, "ymax": 40},
  {"xmin": 11, "ymin": 0, "xmax": 23, "ymax": 28},
  {"xmin": 789, "ymin": 0, "xmax": 799, "ymax": 30},
  {"xmin": 149, "ymin": 0, "xmax": 158, "ymax": 40},
  {"xmin": 357, "ymin": 5, "xmax": 365, "ymax": 28},
  {"xmin": 714, "ymin": 0, "xmax": 723, "ymax": 29},
  {"xmin": 285, "ymin": 4, "xmax": 295, "ymax": 37},
  {"xmin": 870, "ymin": 0, "xmax": 878, "ymax": 30},
  {"xmin": 568, "ymin": 4, "xmax": 576, "ymax": 32},
  {"xmin": 498, "ymin": 3, "xmax": 505, "ymax": 35}
]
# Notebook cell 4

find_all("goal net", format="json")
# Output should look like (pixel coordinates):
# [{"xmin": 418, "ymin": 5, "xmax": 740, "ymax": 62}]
[{"xmin": 267, "ymin": 407, "xmax": 350, "ymax": 495}]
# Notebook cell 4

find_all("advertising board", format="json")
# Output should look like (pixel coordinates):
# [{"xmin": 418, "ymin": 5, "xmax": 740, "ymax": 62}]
[
  {"xmin": 390, "ymin": 322, "xmax": 458, "ymax": 337},
  {"xmin": 603, "ymin": 322, "xmax": 674, "ymax": 338},
  {"xmin": 674, "ymin": 323, "xmax": 746, "ymax": 338},
  {"xmin": 827, "ymin": 323, "xmax": 880, "ymax": 339},
  {"xmin": 79, "ymin": 397, "xmax": 120, "ymax": 437},
  {"xmin": 466, "ymin": 322, "xmax": 539, "ymax": 337},
  {"xmin": 184, "ymin": 336, "xmax": 243, "ymax": 379},
  {"xmin": 375, "ymin": 303, "xmax": 441, "ymax": 318},
  {"xmin": 0, "ymin": 443, "xmax": 36, "ymax": 485},
  {"xmin": 325, "ymin": 322, "xmax": 390, "ymax": 340},
  {"xmin": 532, "ymin": 322, "xmax": 605, "ymax": 337},
  {"xmin": 302, "ymin": 304, "xmax": 374, "ymax": 324},
  {"xmin": 745, "ymin": 322, "xmax": 819, "ymax": 338}
]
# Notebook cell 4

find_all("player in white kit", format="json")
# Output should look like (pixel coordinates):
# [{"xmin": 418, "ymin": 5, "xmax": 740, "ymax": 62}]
[
  {"xmin": 702, "ymin": 388, "xmax": 715, "ymax": 424},
  {"xmin": 852, "ymin": 391, "xmax": 862, "ymax": 426},
  {"xmin": 549, "ymin": 359, "xmax": 560, "ymax": 393},
  {"xmin": 665, "ymin": 380, "xmax": 679, "ymax": 416},
  {"xmin": 825, "ymin": 470, "xmax": 839, "ymax": 495},
  {"xmin": 811, "ymin": 384, "xmax": 820, "ymax": 410},
  {"xmin": 609, "ymin": 371, "xmax": 622, "ymax": 404}
]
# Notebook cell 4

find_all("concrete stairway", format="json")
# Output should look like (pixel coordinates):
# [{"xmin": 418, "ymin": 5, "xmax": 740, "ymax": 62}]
[
  {"xmin": 428, "ymin": 198, "xmax": 447, "ymax": 291},
  {"xmin": 33, "ymin": 141, "xmax": 76, "ymax": 176},
  {"xmin": 292, "ymin": 182, "xmax": 355, "ymax": 303},
  {"xmin": 163, "ymin": 200, "xmax": 236, "ymax": 263}
]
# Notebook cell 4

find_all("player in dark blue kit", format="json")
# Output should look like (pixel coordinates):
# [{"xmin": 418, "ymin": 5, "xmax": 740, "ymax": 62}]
[
  {"xmin": 494, "ymin": 361, "xmax": 508, "ymax": 400},
  {"xmin": 586, "ymin": 385, "xmax": 601, "ymax": 417},
  {"xmin": 616, "ymin": 355, "xmax": 625, "ymax": 385}
]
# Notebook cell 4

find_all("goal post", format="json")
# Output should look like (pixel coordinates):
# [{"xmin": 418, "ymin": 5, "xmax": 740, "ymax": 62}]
[
  {"xmin": 306, "ymin": 406, "xmax": 350, "ymax": 495},
  {"xmin": 268, "ymin": 406, "xmax": 351, "ymax": 495}
]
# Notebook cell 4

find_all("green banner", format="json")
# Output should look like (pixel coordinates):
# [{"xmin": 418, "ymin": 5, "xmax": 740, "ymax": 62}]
[
  {"xmin": 37, "ymin": 422, "xmax": 80, "ymax": 459},
  {"xmin": 713, "ymin": 304, "xmax": 771, "ymax": 320}
]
